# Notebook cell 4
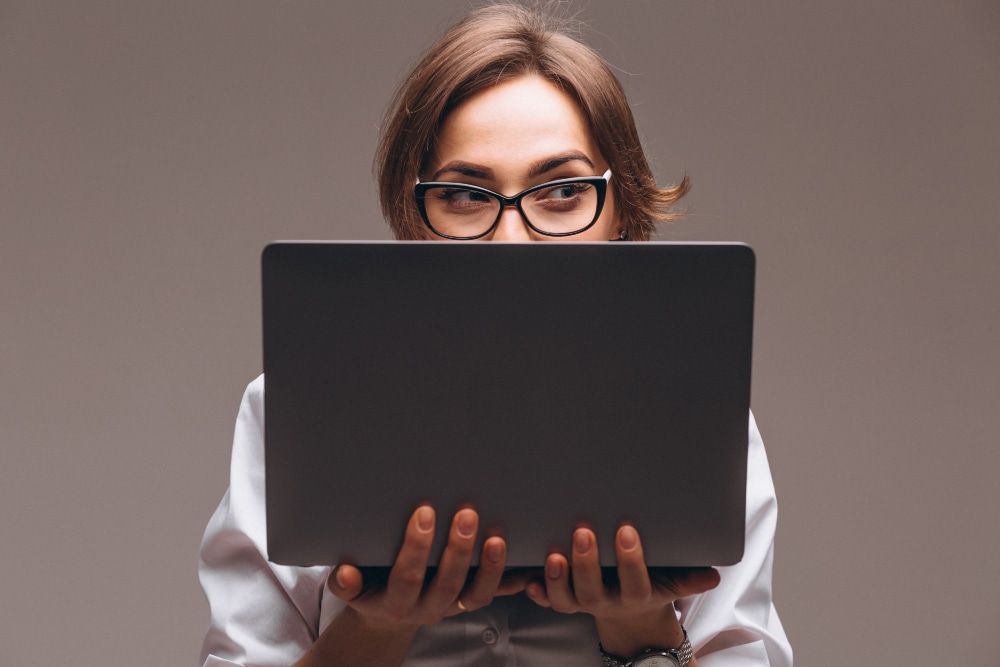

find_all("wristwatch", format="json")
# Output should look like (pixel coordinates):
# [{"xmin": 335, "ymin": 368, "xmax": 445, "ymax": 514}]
[{"xmin": 599, "ymin": 628, "xmax": 693, "ymax": 667}]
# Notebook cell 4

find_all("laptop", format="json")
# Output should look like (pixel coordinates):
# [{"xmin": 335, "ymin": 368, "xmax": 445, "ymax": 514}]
[{"xmin": 262, "ymin": 241, "xmax": 754, "ymax": 568}]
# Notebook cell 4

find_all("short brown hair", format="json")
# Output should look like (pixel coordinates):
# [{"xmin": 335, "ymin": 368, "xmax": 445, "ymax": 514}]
[{"xmin": 375, "ymin": 3, "xmax": 689, "ymax": 241}]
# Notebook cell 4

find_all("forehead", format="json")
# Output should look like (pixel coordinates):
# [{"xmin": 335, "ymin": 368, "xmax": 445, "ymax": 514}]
[{"xmin": 430, "ymin": 75, "xmax": 604, "ymax": 175}]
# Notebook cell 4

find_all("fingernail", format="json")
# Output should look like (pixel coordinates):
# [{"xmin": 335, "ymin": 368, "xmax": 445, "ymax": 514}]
[
  {"xmin": 486, "ymin": 539, "xmax": 503, "ymax": 564},
  {"xmin": 457, "ymin": 510, "xmax": 476, "ymax": 538},
  {"xmin": 620, "ymin": 525, "xmax": 637, "ymax": 551},
  {"xmin": 417, "ymin": 506, "xmax": 434, "ymax": 532},
  {"xmin": 334, "ymin": 567, "xmax": 348, "ymax": 590},
  {"xmin": 573, "ymin": 529, "xmax": 590, "ymax": 555},
  {"xmin": 546, "ymin": 557, "xmax": 562, "ymax": 580}
]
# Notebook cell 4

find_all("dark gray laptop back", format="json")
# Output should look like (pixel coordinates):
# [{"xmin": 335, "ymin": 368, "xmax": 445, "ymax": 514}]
[{"xmin": 262, "ymin": 241, "xmax": 754, "ymax": 568}]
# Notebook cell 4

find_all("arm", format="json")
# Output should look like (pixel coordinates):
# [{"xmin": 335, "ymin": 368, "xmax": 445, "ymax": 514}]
[
  {"xmin": 200, "ymin": 377, "xmax": 526, "ymax": 667},
  {"xmin": 677, "ymin": 412, "xmax": 792, "ymax": 666},
  {"xmin": 524, "ymin": 412, "xmax": 792, "ymax": 667},
  {"xmin": 199, "ymin": 376, "xmax": 330, "ymax": 667}
]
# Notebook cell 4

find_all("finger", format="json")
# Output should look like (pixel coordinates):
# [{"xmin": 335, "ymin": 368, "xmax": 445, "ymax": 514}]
[
  {"xmin": 524, "ymin": 577, "xmax": 552, "ymax": 608},
  {"xmin": 457, "ymin": 536, "xmax": 506, "ymax": 611},
  {"xmin": 569, "ymin": 527, "xmax": 606, "ymax": 608},
  {"xmin": 422, "ymin": 509, "xmax": 478, "ymax": 611},
  {"xmin": 540, "ymin": 551, "xmax": 577, "ymax": 613},
  {"xmin": 652, "ymin": 566, "xmax": 721, "ymax": 598},
  {"xmin": 383, "ymin": 505, "xmax": 436, "ymax": 612},
  {"xmin": 327, "ymin": 564, "xmax": 364, "ymax": 602},
  {"xmin": 615, "ymin": 525, "xmax": 653, "ymax": 607},
  {"xmin": 496, "ymin": 567, "xmax": 535, "ymax": 597}
]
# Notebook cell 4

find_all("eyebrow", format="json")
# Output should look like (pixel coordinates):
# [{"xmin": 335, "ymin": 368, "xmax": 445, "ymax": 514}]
[
  {"xmin": 430, "ymin": 162, "xmax": 492, "ymax": 181},
  {"xmin": 429, "ymin": 151, "xmax": 596, "ymax": 182},
  {"xmin": 528, "ymin": 152, "xmax": 595, "ymax": 177}
]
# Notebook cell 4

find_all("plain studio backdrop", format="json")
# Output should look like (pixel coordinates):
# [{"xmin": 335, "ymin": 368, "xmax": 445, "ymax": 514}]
[{"xmin": 1, "ymin": 1, "xmax": 997, "ymax": 665}]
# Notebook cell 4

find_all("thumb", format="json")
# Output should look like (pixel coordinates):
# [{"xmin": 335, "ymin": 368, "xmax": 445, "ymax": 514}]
[
  {"xmin": 328, "ymin": 564, "xmax": 365, "ymax": 602},
  {"xmin": 655, "ymin": 567, "xmax": 721, "ymax": 597}
]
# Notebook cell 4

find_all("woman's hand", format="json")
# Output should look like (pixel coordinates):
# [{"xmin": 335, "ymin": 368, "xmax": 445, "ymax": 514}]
[
  {"xmin": 328, "ymin": 505, "xmax": 525, "ymax": 631},
  {"xmin": 295, "ymin": 506, "xmax": 527, "ymax": 667},
  {"xmin": 524, "ymin": 524, "xmax": 720, "ymax": 660}
]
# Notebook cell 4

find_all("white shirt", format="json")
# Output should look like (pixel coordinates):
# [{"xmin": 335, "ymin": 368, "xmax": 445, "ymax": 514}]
[{"xmin": 199, "ymin": 376, "xmax": 792, "ymax": 666}]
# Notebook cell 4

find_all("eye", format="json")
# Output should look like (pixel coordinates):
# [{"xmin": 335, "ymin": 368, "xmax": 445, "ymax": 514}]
[
  {"xmin": 538, "ymin": 183, "xmax": 593, "ymax": 200},
  {"xmin": 531, "ymin": 182, "xmax": 594, "ymax": 211},
  {"xmin": 552, "ymin": 183, "xmax": 590, "ymax": 199},
  {"xmin": 435, "ymin": 188, "xmax": 492, "ymax": 205}
]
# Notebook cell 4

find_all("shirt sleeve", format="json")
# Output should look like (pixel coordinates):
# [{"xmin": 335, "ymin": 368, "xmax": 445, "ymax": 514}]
[
  {"xmin": 198, "ymin": 375, "xmax": 334, "ymax": 667},
  {"xmin": 677, "ymin": 411, "xmax": 794, "ymax": 667}
]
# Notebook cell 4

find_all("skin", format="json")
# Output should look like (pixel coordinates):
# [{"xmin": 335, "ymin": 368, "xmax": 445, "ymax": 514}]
[
  {"xmin": 294, "ymin": 75, "xmax": 719, "ymax": 667},
  {"xmin": 425, "ymin": 74, "xmax": 621, "ymax": 242}
]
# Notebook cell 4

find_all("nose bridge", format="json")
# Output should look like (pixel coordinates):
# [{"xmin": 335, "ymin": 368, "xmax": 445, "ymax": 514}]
[{"xmin": 491, "ymin": 203, "xmax": 531, "ymax": 241}]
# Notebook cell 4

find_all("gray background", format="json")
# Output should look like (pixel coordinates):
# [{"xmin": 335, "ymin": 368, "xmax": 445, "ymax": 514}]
[{"xmin": 1, "ymin": 1, "xmax": 997, "ymax": 665}]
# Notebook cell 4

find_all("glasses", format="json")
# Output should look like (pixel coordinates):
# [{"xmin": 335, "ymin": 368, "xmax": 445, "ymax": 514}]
[{"xmin": 415, "ymin": 170, "xmax": 612, "ymax": 240}]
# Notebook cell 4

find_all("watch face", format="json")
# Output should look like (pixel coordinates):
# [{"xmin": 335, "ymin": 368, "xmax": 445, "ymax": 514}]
[{"xmin": 633, "ymin": 654, "xmax": 680, "ymax": 667}]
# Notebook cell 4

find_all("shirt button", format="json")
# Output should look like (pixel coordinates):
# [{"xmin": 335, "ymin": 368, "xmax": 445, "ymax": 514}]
[{"xmin": 481, "ymin": 627, "xmax": 499, "ymax": 646}]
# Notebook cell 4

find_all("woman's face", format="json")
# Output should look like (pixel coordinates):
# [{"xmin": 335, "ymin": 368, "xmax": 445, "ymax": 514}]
[{"xmin": 426, "ymin": 74, "xmax": 621, "ymax": 241}]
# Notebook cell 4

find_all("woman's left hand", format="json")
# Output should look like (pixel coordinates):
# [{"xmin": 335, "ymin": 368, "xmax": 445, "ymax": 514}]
[{"xmin": 524, "ymin": 524, "xmax": 720, "ymax": 659}]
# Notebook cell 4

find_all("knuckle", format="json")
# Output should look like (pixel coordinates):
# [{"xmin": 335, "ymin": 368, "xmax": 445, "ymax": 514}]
[
  {"xmin": 396, "ymin": 569, "xmax": 427, "ymax": 587},
  {"xmin": 463, "ymin": 592, "xmax": 491, "ymax": 611},
  {"xmin": 575, "ymin": 590, "xmax": 602, "ymax": 607},
  {"xmin": 432, "ymin": 564, "xmax": 472, "ymax": 592},
  {"xmin": 434, "ymin": 580, "xmax": 461, "ymax": 600},
  {"xmin": 408, "ymin": 532, "xmax": 434, "ymax": 551},
  {"xmin": 447, "ymin": 539, "xmax": 475, "ymax": 559},
  {"xmin": 619, "ymin": 591, "xmax": 649, "ymax": 610}
]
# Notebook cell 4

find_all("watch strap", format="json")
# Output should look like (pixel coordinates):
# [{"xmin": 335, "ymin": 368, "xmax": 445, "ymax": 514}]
[{"xmin": 599, "ymin": 627, "xmax": 693, "ymax": 667}]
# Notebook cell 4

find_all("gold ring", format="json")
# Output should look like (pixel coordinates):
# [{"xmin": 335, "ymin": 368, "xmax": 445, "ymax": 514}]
[{"xmin": 456, "ymin": 598, "xmax": 468, "ymax": 611}]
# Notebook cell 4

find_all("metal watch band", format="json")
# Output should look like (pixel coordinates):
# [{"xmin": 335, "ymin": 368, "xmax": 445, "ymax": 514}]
[{"xmin": 599, "ymin": 627, "xmax": 693, "ymax": 667}]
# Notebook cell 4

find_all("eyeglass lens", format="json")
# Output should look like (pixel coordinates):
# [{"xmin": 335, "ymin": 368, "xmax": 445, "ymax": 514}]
[{"xmin": 421, "ymin": 181, "xmax": 600, "ymax": 238}]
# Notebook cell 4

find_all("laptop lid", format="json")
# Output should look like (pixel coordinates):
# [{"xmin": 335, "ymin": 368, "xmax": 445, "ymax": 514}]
[{"xmin": 262, "ymin": 241, "xmax": 754, "ymax": 568}]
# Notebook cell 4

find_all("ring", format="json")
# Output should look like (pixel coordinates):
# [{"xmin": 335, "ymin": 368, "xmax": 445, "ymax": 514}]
[{"xmin": 456, "ymin": 598, "xmax": 468, "ymax": 611}]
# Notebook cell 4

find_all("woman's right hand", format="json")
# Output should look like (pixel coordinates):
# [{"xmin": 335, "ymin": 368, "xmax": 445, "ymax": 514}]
[
  {"xmin": 327, "ymin": 505, "xmax": 523, "ymax": 631},
  {"xmin": 294, "ymin": 506, "xmax": 525, "ymax": 667}
]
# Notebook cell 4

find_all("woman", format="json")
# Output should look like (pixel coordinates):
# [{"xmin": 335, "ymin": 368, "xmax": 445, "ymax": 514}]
[{"xmin": 199, "ymin": 4, "xmax": 792, "ymax": 666}]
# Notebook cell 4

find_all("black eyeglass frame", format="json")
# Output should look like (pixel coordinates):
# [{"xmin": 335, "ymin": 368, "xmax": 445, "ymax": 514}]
[{"xmin": 414, "ymin": 169, "xmax": 612, "ymax": 240}]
